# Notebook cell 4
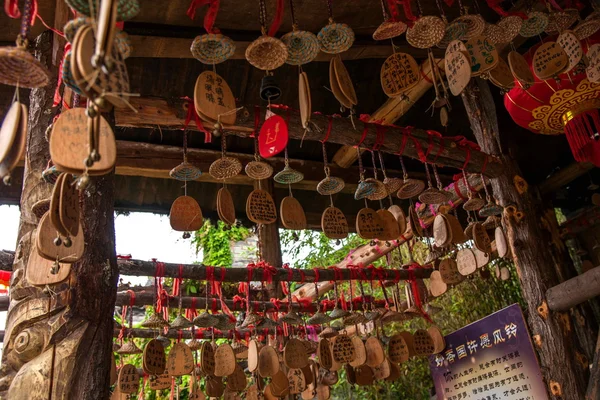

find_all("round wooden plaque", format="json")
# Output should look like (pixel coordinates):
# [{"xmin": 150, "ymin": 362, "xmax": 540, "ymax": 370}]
[
  {"xmin": 557, "ymin": 30, "xmax": 583, "ymax": 73},
  {"xmin": 445, "ymin": 50, "xmax": 472, "ymax": 95},
  {"xmin": 284, "ymin": 338, "xmax": 310, "ymax": 369},
  {"xmin": 118, "ymin": 364, "xmax": 140, "ymax": 394},
  {"xmin": 270, "ymin": 370, "xmax": 290, "ymax": 397},
  {"xmin": 439, "ymin": 258, "xmax": 464, "ymax": 285},
  {"xmin": 456, "ymin": 248, "xmax": 477, "ymax": 276},
  {"xmin": 533, "ymin": 42, "xmax": 568, "ymax": 80},
  {"xmin": 217, "ymin": 187, "xmax": 236, "ymax": 225},
  {"xmin": 472, "ymin": 222, "xmax": 491, "ymax": 253},
  {"xmin": 386, "ymin": 358, "xmax": 401, "ymax": 382},
  {"xmin": 316, "ymin": 384, "xmax": 331, "ymax": 400},
  {"xmin": 355, "ymin": 365, "xmax": 374, "ymax": 386},
  {"xmin": 143, "ymin": 339, "xmax": 166, "ymax": 376},
  {"xmin": 169, "ymin": 195, "xmax": 203, "ymax": 232},
  {"xmin": 466, "ymin": 36, "xmax": 498, "ymax": 76},
  {"xmin": 413, "ymin": 329, "xmax": 435, "ymax": 356},
  {"xmin": 508, "ymin": 51, "xmax": 535, "ymax": 85},
  {"xmin": 333, "ymin": 56, "xmax": 357, "ymax": 106},
  {"xmin": 364, "ymin": 337, "xmax": 385, "ymax": 368},
  {"xmin": 148, "ymin": 373, "xmax": 171, "ymax": 390},
  {"xmin": 26, "ymin": 232, "xmax": 71, "ymax": 286},
  {"xmin": 206, "ymin": 376, "xmax": 225, "ymax": 398},
  {"xmin": 258, "ymin": 345, "xmax": 280, "ymax": 378},
  {"xmin": 388, "ymin": 205, "xmax": 408, "ymax": 235},
  {"xmin": 428, "ymin": 325, "xmax": 446, "ymax": 354},
  {"xmin": 321, "ymin": 206, "xmax": 349, "ymax": 239},
  {"xmin": 288, "ymin": 368, "xmax": 307, "ymax": 394},
  {"xmin": 433, "ymin": 214, "xmax": 451, "ymax": 247},
  {"xmin": 200, "ymin": 340, "xmax": 216, "ymax": 376},
  {"xmin": 372, "ymin": 358, "xmax": 391, "ymax": 380},
  {"xmin": 473, "ymin": 247, "xmax": 490, "ymax": 268},
  {"xmin": 495, "ymin": 226, "xmax": 508, "ymax": 258},
  {"xmin": 226, "ymin": 363, "xmax": 247, "ymax": 391},
  {"xmin": 428, "ymin": 270, "xmax": 447, "ymax": 297},
  {"xmin": 317, "ymin": 338, "xmax": 333, "ymax": 370},
  {"xmin": 194, "ymin": 71, "xmax": 236, "ymax": 125},
  {"xmin": 380, "ymin": 52, "xmax": 420, "ymax": 97},
  {"xmin": 50, "ymin": 108, "xmax": 116, "ymax": 173},
  {"xmin": 214, "ymin": 343, "xmax": 236, "ymax": 377},
  {"xmin": 299, "ymin": 71, "xmax": 311, "ymax": 129},
  {"xmin": 388, "ymin": 334, "xmax": 410, "ymax": 363},
  {"xmin": 376, "ymin": 209, "xmax": 400, "ymax": 240},
  {"xmin": 280, "ymin": 196, "xmax": 307, "ymax": 230},
  {"xmin": 246, "ymin": 189, "xmax": 277, "ymax": 225},
  {"xmin": 356, "ymin": 207, "xmax": 385, "ymax": 240},
  {"xmin": 247, "ymin": 339, "xmax": 261, "ymax": 372},
  {"xmin": 349, "ymin": 336, "xmax": 366, "ymax": 367},
  {"xmin": 332, "ymin": 334, "xmax": 355, "ymax": 364},
  {"xmin": 329, "ymin": 58, "xmax": 353, "ymax": 108},
  {"xmin": 36, "ymin": 213, "xmax": 84, "ymax": 263},
  {"xmin": 166, "ymin": 342, "xmax": 194, "ymax": 376},
  {"xmin": 488, "ymin": 58, "xmax": 516, "ymax": 90}
]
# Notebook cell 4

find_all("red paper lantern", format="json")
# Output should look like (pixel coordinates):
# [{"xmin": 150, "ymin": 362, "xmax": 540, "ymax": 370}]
[{"xmin": 504, "ymin": 32, "xmax": 600, "ymax": 165}]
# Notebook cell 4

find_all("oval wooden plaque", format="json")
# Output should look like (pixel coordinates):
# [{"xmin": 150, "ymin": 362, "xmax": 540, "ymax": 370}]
[
  {"xmin": 280, "ymin": 196, "xmax": 307, "ymax": 230},
  {"xmin": 557, "ymin": 31, "xmax": 582, "ymax": 73},
  {"xmin": 288, "ymin": 368, "xmax": 307, "ymax": 394},
  {"xmin": 118, "ymin": 364, "xmax": 140, "ymax": 394},
  {"xmin": 36, "ymin": 213, "xmax": 84, "ymax": 263},
  {"xmin": 433, "ymin": 214, "xmax": 451, "ymax": 247},
  {"xmin": 317, "ymin": 338, "xmax": 333, "ymax": 370},
  {"xmin": 388, "ymin": 205, "xmax": 407, "ymax": 235},
  {"xmin": 473, "ymin": 222, "xmax": 491, "ymax": 253},
  {"xmin": 413, "ymin": 329, "xmax": 435, "ymax": 356},
  {"xmin": 26, "ymin": 236, "xmax": 71, "ymax": 286},
  {"xmin": 356, "ymin": 207, "xmax": 384, "ymax": 240},
  {"xmin": 349, "ymin": 336, "xmax": 367, "ymax": 367},
  {"xmin": 299, "ymin": 71, "xmax": 311, "ymax": 129},
  {"xmin": 284, "ymin": 338, "xmax": 310, "ymax": 369},
  {"xmin": 226, "ymin": 363, "xmax": 247, "ymax": 391},
  {"xmin": 446, "ymin": 39, "xmax": 469, "ymax": 59},
  {"xmin": 587, "ymin": 44, "xmax": 600, "ymax": 83},
  {"xmin": 439, "ymin": 258, "xmax": 464, "ymax": 285},
  {"xmin": 445, "ymin": 50, "xmax": 472, "ymax": 95},
  {"xmin": 246, "ymin": 189, "xmax": 277, "ymax": 224},
  {"xmin": 429, "ymin": 270, "xmax": 447, "ymax": 297},
  {"xmin": 466, "ymin": 36, "xmax": 498, "ymax": 76},
  {"xmin": 488, "ymin": 57, "xmax": 515, "ymax": 89},
  {"xmin": 388, "ymin": 334, "xmax": 410, "ymax": 363},
  {"xmin": 247, "ymin": 339, "xmax": 261, "ymax": 373},
  {"xmin": 355, "ymin": 365, "xmax": 374, "ymax": 386},
  {"xmin": 166, "ymin": 342, "xmax": 194, "ymax": 376},
  {"xmin": 200, "ymin": 340, "xmax": 216, "ymax": 376},
  {"xmin": 428, "ymin": 325, "xmax": 446, "ymax": 354},
  {"xmin": 143, "ymin": 339, "xmax": 166, "ymax": 376},
  {"xmin": 0, "ymin": 102, "xmax": 21, "ymax": 164},
  {"xmin": 376, "ymin": 209, "xmax": 400, "ymax": 240},
  {"xmin": 333, "ymin": 55, "xmax": 357, "ymax": 106},
  {"xmin": 473, "ymin": 247, "xmax": 490, "ymax": 268},
  {"xmin": 148, "ymin": 373, "xmax": 171, "ymax": 390},
  {"xmin": 495, "ymin": 226, "xmax": 508, "ymax": 258},
  {"xmin": 332, "ymin": 334, "xmax": 355, "ymax": 364},
  {"xmin": 217, "ymin": 187, "xmax": 236, "ymax": 225},
  {"xmin": 456, "ymin": 248, "xmax": 477, "ymax": 276},
  {"xmin": 206, "ymin": 376, "xmax": 225, "ymax": 398},
  {"xmin": 214, "ymin": 343, "xmax": 236, "ymax": 377},
  {"xmin": 258, "ymin": 345, "xmax": 280, "ymax": 378},
  {"xmin": 372, "ymin": 358, "xmax": 391, "ymax": 380},
  {"xmin": 380, "ymin": 52, "xmax": 420, "ymax": 97},
  {"xmin": 194, "ymin": 71, "xmax": 236, "ymax": 125},
  {"xmin": 170, "ymin": 195, "xmax": 203, "ymax": 232},
  {"xmin": 50, "ymin": 173, "xmax": 68, "ymax": 236},
  {"xmin": 321, "ymin": 206, "xmax": 348, "ymax": 239},
  {"xmin": 508, "ymin": 51, "xmax": 535, "ymax": 85},
  {"xmin": 271, "ymin": 370, "xmax": 290, "ymax": 397},
  {"xmin": 386, "ymin": 358, "xmax": 401, "ymax": 382},
  {"xmin": 533, "ymin": 41, "xmax": 568, "ymax": 80},
  {"xmin": 59, "ymin": 173, "xmax": 80, "ymax": 237},
  {"xmin": 364, "ymin": 337, "xmax": 385, "ymax": 368}
]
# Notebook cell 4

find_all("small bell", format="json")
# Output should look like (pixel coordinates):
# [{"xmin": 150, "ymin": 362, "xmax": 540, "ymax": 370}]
[{"xmin": 260, "ymin": 75, "xmax": 281, "ymax": 101}]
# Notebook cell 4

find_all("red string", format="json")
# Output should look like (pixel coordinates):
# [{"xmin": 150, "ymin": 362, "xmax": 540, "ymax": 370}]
[
  {"xmin": 406, "ymin": 264, "xmax": 433, "ymax": 323},
  {"xmin": 396, "ymin": 126, "xmax": 412, "ymax": 155},
  {"xmin": 386, "ymin": 0, "xmax": 401, "ymax": 21},
  {"xmin": 321, "ymin": 116, "xmax": 333, "ymax": 143},
  {"xmin": 181, "ymin": 96, "xmax": 211, "ymax": 143},
  {"xmin": 4, "ymin": 0, "xmax": 19, "ymax": 18},
  {"xmin": 268, "ymin": 0, "xmax": 285, "ymax": 37},
  {"xmin": 372, "ymin": 125, "xmax": 387, "ymax": 151},
  {"xmin": 187, "ymin": 0, "xmax": 221, "ymax": 33},
  {"xmin": 398, "ymin": 0, "xmax": 417, "ymax": 26},
  {"xmin": 354, "ymin": 123, "xmax": 369, "ymax": 148}
]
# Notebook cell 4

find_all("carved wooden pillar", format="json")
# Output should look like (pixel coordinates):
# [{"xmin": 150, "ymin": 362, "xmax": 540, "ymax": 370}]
[
  {"xmin": 0, "ymin": 31, "xmax": 119, "ymax": 399},
  {"xmin": 461, "ymin": 79, "xmax": 588, "ymax": 399}
]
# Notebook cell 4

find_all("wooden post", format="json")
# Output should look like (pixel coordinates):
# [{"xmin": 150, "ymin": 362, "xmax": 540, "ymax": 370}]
[
  {"xmin": 461, "ymin": 79, "xmax": 588, "ymax": 399},
  {"xmin": 0, "ymin": 31, "xmax": 119, "ymax": 399},
  {"xmin": 586, "ymin": 331, "xmax": 600, "ymax": 399}
]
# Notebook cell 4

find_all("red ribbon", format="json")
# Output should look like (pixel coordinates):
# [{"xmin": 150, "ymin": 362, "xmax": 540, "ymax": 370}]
[
  {"xmin": 187, "ymin": 0, "xmax": 220, "ymax": 33},
  {"xmin": 4, "ymin": 0, "xmax": 19, "ymax": 18},
  {"xmin": 354, "ymin": 123, "xmax": 369, "ymax": 148},
  {"xmin": 406, "ymin": 263, "xmax": 433, "ymax": 323},
  {"xmin": 386, "ymin": 0, "xmax": 401, "ymax": 21},
  {"xmin": 268, "ymin": 0, "xmax": 285, "ymax": 37},
  {"xmin": 321, "ymin": 116, "xmax": 333, "ymax": 143},
  {"xmin": 181, "ymin": 96, "xmax": 211, "ymax": 143},
  {"xmin": 372, "ymin": 125, "xmax": 387, "ymax": 151},
  {"xmin": 398, "ymin": 0, "xmax": 417, "ymax": 26}
]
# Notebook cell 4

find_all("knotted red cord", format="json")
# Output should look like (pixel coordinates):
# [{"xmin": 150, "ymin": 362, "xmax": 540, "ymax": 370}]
[
  {"xmin": 407, "ymin": 263, "xmax": 432, "ymax": 323},
  {"xmin": 186, "ymin": 0, "xmax": 220, "ymax": 33},
  {"xmin": 398, "ymin": 0, "xmax": 417, "ymax": 26},
  {"xmin": 386, "ymin": 0, "xmax": 401, "ymax": 21},
  {"xmin": 181, "ymin": 96, "xmax": 211, "ymax": 143},
  {"xmin": 321, "ymin": 116, "xmax": 333, "ymax": 143},
  {"xmin": 268, "ymin": 0, "xmax": 285, "ymax": 37},
  {"xmin": 354, "ymin": 123, "xmax": 369, "ymax": 148}
]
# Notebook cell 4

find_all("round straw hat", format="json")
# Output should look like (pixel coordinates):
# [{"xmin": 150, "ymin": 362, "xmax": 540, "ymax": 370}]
[
  {"xmin": 281, "ymin": 29, "xmax": 320, "ymax": 65},
  {"xmin": 0, "ymin": 46, "xmax": 51, "ymax": 88},
  {"xmin": 406, "ymin": 16, "xmax": 446, "ymax": 49},
  {"xmin": 519, "ymin": 12, "xmax": 549, "ymax": 37},
  {"xmin": 317, "ymin": 176, "xmax": 345, "ymax": 195},
  {"xmin": 436, "ymin": 20, "xmax": 468, "ymax": 48},
  {"xmin": 545, "ymin": 9, "xmax": 579, "ymax": 34},
  {"xmin": 483, "ymin": 23, "xmax": 507, "ymax": 44},
  {"xmin": 61, "ymin": 51, "xmax": 83, "ymax": 94},
  {"xmin": 318, "ymin": 22, "xmax": 355, "ymax": 54},
  {"xmin": 191, "ymin": 33, "xmax": 236, "ymax": 65},
  {"xmin": 274, "ymin": 165, "xmax": 304, "ymax": 184},
  {"xmin": 245, "ymin": 160, "xmax": 273, "ymax": 180},
  {"xmin": 497, "ymin": 16, "xmax": 523, "ymax": 43},
  {"xmin": 452, "ymin": 14, "xmax": 486, "ymax": 40},
  {"xmin": 574, "ymin": 18, "xmax": 600, "ymax": 40},
  {"xmin": 245, "ymin": 35, "xmax": 288, "ymax": 70},
  {"xmin": 64, "ymin": 17, "xmax": 92, "ymax": 43},
  {"xmin": 209, "ymin": 157, "xmax": 243, "ymax": 180},
  {"xmin": 170, "ymin": 161, "xmax": 202, "ymax": 181},
  {"xmin": 65, "ymin": 0, "xmax": 140, "ymax": 21},
  {"xmin": 372, "ymin": 20, "xmax": 407, "ymax": 41}
]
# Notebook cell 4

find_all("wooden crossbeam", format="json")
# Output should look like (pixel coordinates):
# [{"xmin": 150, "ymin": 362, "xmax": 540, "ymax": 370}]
[
  {"xmin": 538, "ymin": 162, "xmax": 595, "ymax": 196},
  {"xmin": 115, "ymin": 97, "xmax": 503, "ymax": 177},
  {"xmin": 546, "ymin": 266, "xmax": 600, "ymax": 311}
]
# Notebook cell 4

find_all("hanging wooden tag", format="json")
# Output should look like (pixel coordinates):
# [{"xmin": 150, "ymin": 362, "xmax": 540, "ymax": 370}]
[
  {"xmin": 332, "ymin": 334, "xmax": 356, "ymax": 364},
  {"xmin": 364, "ymin": 337, "xmax": 385, "ymax": 368},
  {"xmin": 259, "ymin": 114, "xmax": 288, "ymax": 159},
  {"xmin": 299, "ymin": 72, "xmax": 311, "ymax": 129},
  {"xmin": 0, "ymin": 102, "xmax": 22, "ymax": 165},
  {"xmin": 473, "ymin": 222, "xmax": 491, "ymax": 253},
  {"xmin": 169, "ymin": 195, "xmax": 203, "ymax": 232},
  {"xmin": 316, "ymin": 384, "xmax": 331, "ymax": 400},
  {"xmin": 376, "ymin": 209, "xmax": 400, "ymax": 240},
  {"xmin": 388, "ymin": 205, "xmax": 407, "ymax": 235},
  {"xmin": 398, "ymin": 331, "xmax": 415, "ymax": 358},
  {"xmin": 50, "ymin": 108, "xmax": 116, "ymax": 173},
  {"xmin": 446, "ymin": 213, "xmax": 467, "ymax": 244},
  {"xmin": 429, "ymin": 270, "xmax": 447, "ymax": 297},
  {"xmin": 110, "ymin": 352, "xmax": 118, "ymax": 385},
  {"xmin": 280, "ymin": 196, "xmax": 307, "ymax": 230},
  {"xmin": 248, "ymin": 339, "xmax": 261, "ymax": 373},
  {"xmin": 143, "ymin": 339, "xmax": 166, "ymax": 376},
  {"xmin": 388, "ymin": 334, "xmax": 410, "ymax": 364},
  {"xmin": 270, "ymin": 370, "xmax": 290, "ymax": 397},
  {"xmin": 321, "ymin": 206, "xmax": 349, "ymax": 239},
  {"xmin": 118, "ymin": 364, "xmax": 140, "ymax": 394},
  {"xmin": 301, "ymin": 362, "xmax": 314, "ymax": 386},
  {"xmin": 329, "ymin": 340, "xmax": 342, "ymax": 372},
  {"xmin": 246, "ymin": 189, "xmax": 277, "ymax": 224},
  {"xmin": 372, "ymin": 358, "xmax": 391, "ymax": 380},
  {"xmin": 329, "ymin": 57, "xmax": 353, "ymax": 109},
  {"xmin": 488, "ymin": 58, "xmax": 516, "ymax": 90},
  {"xmin": 439, "ymin": 258, "xmax": 464, "ymax": 285},
  {"xmin": 214, "ymin": 343, "xmax": 236, "ymax": 377},
  {"xmin": 413, "ymin": 329, "xmax": 435, "ymax": 356},
  {"xmin": 0, "ymin": 103, "xmax": 26, "ymax": 180},
  {"xmin": 194, "ymin": 71, "xmax": 236, "ymax": 125},
  {"xmin": 36, "ymin": 213, "xmax": 84, "ymax": 263},
  {"xmin": 166, "ymin": 342, "xmax": 194, "ymax": 376},
  {"xmin": 206, "ymin": 376, "xmax": 225, "ymax": 398},
  {"xmin": 408, "ymin": 206, "xmax": 423, "ymax": 237},
  {"xmin": 258, "ymin": 345, "xmax": 280, "ymax": 378},
  {"xmin": 284, "ymin": 338, "xmax": 310, "ymax": 369},
  {"xmin": 355, "ymin": 365, "xmax": 374, "ymax": 386},
  {"xmin": 349, "ymin": 336, "xmax": 366, "ymax": 367},
  {"xmin": 333, "ymin": 55, "xmax": 358, "ymax": 106},
  {"xmin": 319, "ymin": 367, "xmax": 339, "ymax": 385},
  {"xmin": 26, "ymin": 232, "xmax": 71, "ymax": 285},
  {"xmin": 217, "ymin": 187, "xmax": 236, "ymax": 225},
  {"xmin": 533, "ymin": 42, "xmax": 568, "ymax": 80},
  {"xmin": 495, "ymin": 226, "xmax": 508, "ymax": 258},
  {"xmin": 317, "ymin": 338, "xmax": 333, "ymax": 370},
  {"xmin": 50, "ymin": 173, "xmax": 68, "ymax": 236},
  {"xmin": 246, "ymin": 384, "xmax": 259, "ymax": 400},
  {"xmin": 148, "ymin": 373, "xmax": 171, "ymax": 390},
  {"xmin": 445, "ymin": 50, "xmax": 472, "ymax": 95},
  {"xmin": 508, "ymin": 51, "xmax": 535, "ymax": 85},
  {"xmin": 466, "ymin": 36, "xmax": 498, "ymax": 76},
  {"xmin": 433, "ymin": 214, "xmax": 451, "ymax": 247},
  {"xmin": 288, "ymin": 368, "xmax": 307, "ymax": 394},
  {"xmin": 356, "ymin": 207, "xmax": 385, "ymax": 240},
  {"xmin": 226, "ymin": 363, "xmax": 247, "ymax": 391},
  {"xmin": 446, "ymin": 40, "xmax": 470, "ymax": 60},
  {"xmin": 428, "ymin": 325, "xmax": 446, "ymax": 354},
  {"xmin": 301, "ymin": 384, "xmax": 316, "ymax": 400},
  {"xmin": 456, "ymin": 248, "xmax": 477, "ymax": 276},
  {"xmin": 587, "ymin": 44, "xmax": 600, "ymax": 83},
  {"xmin": 200, "ymin": 341, "xmax": 216, "ymax": 376},
  {"xmin": 386, "ymin": 358, "xmax": 401, "ymax": 382},
  {"xmin": 59, "ymin": 173, "xmax": 80, "ymax": 237},
  {"xmin": 380, "ymin": 52, "xmax": 420, "ymax": 97}
]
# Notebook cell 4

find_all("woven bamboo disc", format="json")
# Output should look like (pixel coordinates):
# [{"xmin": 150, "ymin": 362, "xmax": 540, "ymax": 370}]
[
  {"xmin": 574, "ymin": 18, "xmax": 600, "ymax": 40},
  {"xmin": 191, "ymin": 34, "xmax": 236, "ymax": 65},
  {"xmin": 488, "ymin": 58, "xmax": 516, "ymax": 90},
  {"xmin": 65, "ymin": 0, "xmax": 140, "ymax": 20},
  {"xmin": 462, "ymin": 195, "xmax": 485, "ymax": 211},
  {"xmin": 546, "ymin": 9, "xmax": 579, "ymax": 34},
  {"xmin": 483, "ymin": 23, "xmax": 507, "ymax": 45},
  {"xmin": 245, "ymin": 35, "xmax": 288, "ymax": 71},
  {"xmin": 193, "ymin": 311, "xmax": 219, "ymax": 328},
  {"xmin": 520, "ymin": 12, "xmax": 549, "ymax": 37},
  {"xmin": 281, "ymin": 30, "xmax": 320, "ymax": 65},
  {"xmin": 142, "ymin": 312, "xmax": 170, "ymax": 328},
  {"xmin": 117, "ymin": 340, "xmax": 143, "ymax": 355},
  {"xmin": 61, "ymin": 51, "xmax": 82, "ymax": 94},
  {"xmin": 419, "ymin": 187, "xmax": 450, "ymax": 204},
  {"xmin": 209, "ymin": 157, "xmax": 242, "ymax": 180},
  {"xmin": 214, "ymin": 314, "xmax": 236, "ymax": 331},
  {"xmin": 32, "ymin": 198, "xmax": 50, "ymax": 220},
  {"xmin": 354, "ymin": 179, "xmax": 376, "ymax": 200},
  {"xmin": 365, "ymin": 178, "xmax": 388, "ymax": 201},
  {"xmin": 244, "ymin": 160, "xmax": 272, "ymax": 180},
  {"xmin": 0, "ymin": 45, "xmax": 51, "ymax": 88},
  {"xmin": 406, "ymin": 16, "xmax": 446, "ymax": 49},
  {"xmin": 373, "ymin": 20, "xmax": 407, "ymax": 41},
  {"xmin": 497, "ymin": 16, "xmax": 523, "ymax": 43},
  {"xmin": 171, "ymin": 314, "xmax": 193, "ymax": 329},
  {"xmin": 397, "ymin": 178, "xmax": 425, "ymax": 199},
  {"xmin": 170, "ymin": 161, "xmax": 202, "ymax": 181},
  {"xmin": 64, "ymin": 17, "xmax": 92, "ymax": 42},
  {"xmin": 453, "ymin": 14, "xmax": 486, "ymax": 40},
  {"xmin": 274, "ymin": 165, "xmax": 304, "ymax": 184},
  {"xmin": 318, "ymin": 22, "xmax": 355, "ymax": 54},
  {"xmin": 383, "ymin": 177, "xmax": 403, "ymax": 194},
  {"xmin": 115, "ymin": 31, "xmax": 132, "ymax": 60},
  {"xmin": 317, "ymin": 176, "xmax": 345, "ymax": 195},
  {"xmin": 436, "ymin": 21, "xmax": 468, "ymax": 48}
]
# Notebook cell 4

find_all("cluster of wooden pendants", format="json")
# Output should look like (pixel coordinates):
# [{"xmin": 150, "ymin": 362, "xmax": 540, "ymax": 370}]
[{"xmin": 113, "ymin": 323, "xmax": 447, "ymax": 399}]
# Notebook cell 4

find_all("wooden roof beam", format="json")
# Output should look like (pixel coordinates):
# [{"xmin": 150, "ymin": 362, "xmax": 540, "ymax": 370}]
[{"xmin": 115, "ymin": 97, "xmax": 503, "ymax": 177}]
